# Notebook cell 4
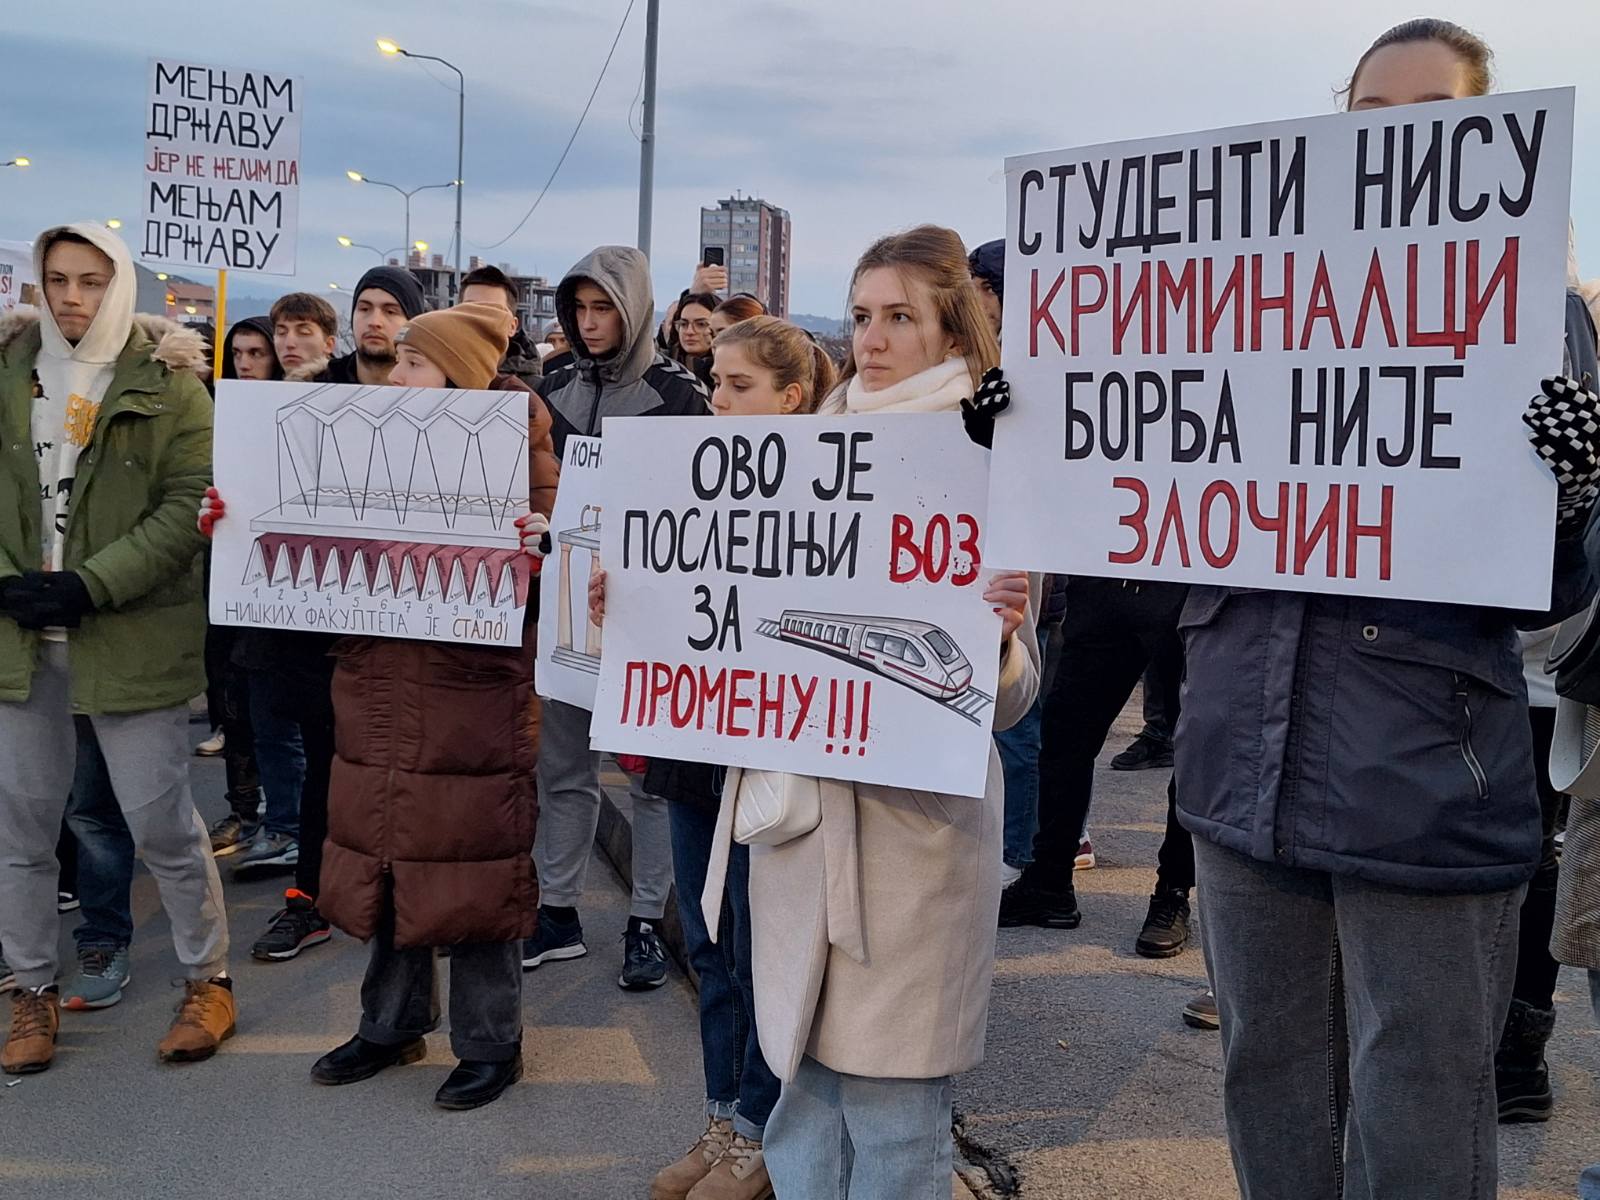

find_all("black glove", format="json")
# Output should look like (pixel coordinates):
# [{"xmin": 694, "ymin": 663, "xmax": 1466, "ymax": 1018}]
[
  {"xmin": 8, "ymin": 571, "xmax": 97, "ymax": 630},
  {"xmin": 960, "ymin": 367, "xmax": 1010, "ymax": 450},
  {"xmin": 1523, "ymin": 375, "xmax": 1600, "ymax": 531},
  {"xmin": 0, "ymin": 576, "xmax": 31, "ymax": 621}
]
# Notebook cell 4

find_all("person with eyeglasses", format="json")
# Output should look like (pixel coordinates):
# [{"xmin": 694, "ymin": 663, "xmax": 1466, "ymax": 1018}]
[{"xmin": 667, "ymin": 290, "xmax": 719, "ymax": 388}]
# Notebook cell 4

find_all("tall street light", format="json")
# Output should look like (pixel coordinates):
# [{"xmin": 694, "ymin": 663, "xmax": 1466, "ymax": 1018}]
[
  {"xmin": 337, "ymin": 236, "xmax": 405, "ymax": 261},
  {"xmin": 346, "ymin": 171, "xmax": 457, "ymax": 256},
  {"xmin": 377, "ymin": 38, "xmax": 464, "ymax": 299}
]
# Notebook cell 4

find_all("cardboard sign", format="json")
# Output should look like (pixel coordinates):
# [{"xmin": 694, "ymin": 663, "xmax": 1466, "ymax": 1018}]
[
  {"xmin": 589, "ymin": 414, "xmax": 1004, "ymax": 798},
  {"xmin": 0, "ymin": 240, "xmax": 35, "ymax": 313},
  {"xmin": 536, "ymin": 436, "xmax": 606, "ymax": 709},
  {"xmin": 208, "ymin": 380, "xmax": 530, "ymax": 647},
  {"xmin": 142, "ymin": 58, "xmax": 301, "ymax": 274},
  {"xmin": 987, "ymin": 89, "xmax": 1575, "ymax": 609}
]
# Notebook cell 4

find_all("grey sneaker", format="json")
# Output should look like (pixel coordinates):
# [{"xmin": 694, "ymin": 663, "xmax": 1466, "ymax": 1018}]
[
  {"xmin": 61, "ymin": 946, "xmax": 131, "ymax": 1011},
  {"xmin": 1182, "ymin": 988, "xmax": 1220, "ymax": 1031},
  {"xmin": 208, "ymin": 813, "xmax": 259, "ymax": 856},
  {"xmin": 233, "ymin": 831, "xmax": 299, "ymax": 873}
]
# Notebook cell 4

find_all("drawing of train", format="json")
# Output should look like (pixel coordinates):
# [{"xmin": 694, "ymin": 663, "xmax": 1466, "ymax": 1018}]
[{"xmin": 769, "ymin": 610, "xmax": 974, "ymax": 700}]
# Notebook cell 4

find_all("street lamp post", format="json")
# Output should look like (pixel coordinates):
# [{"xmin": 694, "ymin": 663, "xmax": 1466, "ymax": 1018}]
[
  {"xmin": 337, "ymin": 236, "xmax": 405, "ymax": 262},
  {"xmin": 2, "ymin": 157, "xmax": 30, "ymax": 168},
  {"xmin": 377, "ymin": 39, "xmax": 464, "ymax": 300},
  {"xmin": 346, "ymin": 171, "xmax": 456, "ymax": 258}
]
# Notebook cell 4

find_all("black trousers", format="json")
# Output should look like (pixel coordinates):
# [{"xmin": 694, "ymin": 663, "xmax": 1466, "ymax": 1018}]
[
  {"xmin": 262, "ymin": 665, "xmax": 335, "ymax": 900},
  {"xmin": 1511, "ymin": 706, "xmax": 1563, "ymax": 1012},
  {"xmin": 1026, "ymin": 577, "xmax": 1194, "ymax": 894}
]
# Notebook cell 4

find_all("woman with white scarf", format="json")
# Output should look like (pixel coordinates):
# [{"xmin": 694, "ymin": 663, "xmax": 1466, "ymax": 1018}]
[{"xmin": 712, "ymin": 225, "xmax": 1039, "ymax": 1198}]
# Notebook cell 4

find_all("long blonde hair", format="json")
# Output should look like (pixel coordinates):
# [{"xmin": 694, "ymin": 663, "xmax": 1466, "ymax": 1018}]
[
  {"xmin": 712, "ymin": 315, "xmax": 837, "ymax": 414},
  {"xmin": 837, "ymin": 225, "xmax": 1000, "ymax": 396}
]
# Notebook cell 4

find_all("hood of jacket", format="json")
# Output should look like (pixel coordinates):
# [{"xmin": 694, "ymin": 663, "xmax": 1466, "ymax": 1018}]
[
  {"xmin": 32, "ymin": 222, "xmax": 137, "ymax": 367},
  {"xmin": 0, "ymin": 308, "xmax": 210, "ymax": 374},
  {"xmin": 555, "ymin": 246, "xmax": 656, "ymax": 387},
  {"xmin": 220, "ymin": 315, "xmax": 280, "ymax": 380}
]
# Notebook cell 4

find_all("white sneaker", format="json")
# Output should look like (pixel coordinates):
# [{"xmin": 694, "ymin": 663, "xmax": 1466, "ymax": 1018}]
[
  {"xmin": 999, "ymin": 863, "xmax": 1023, "ymax": 887},
  {"xmin": 1074, "ymin": 838, "xmax": 1096, "ymax": 870},
  {"xmin": 195, "ymin": 729, "xmax": 225, "ymax": 757}
]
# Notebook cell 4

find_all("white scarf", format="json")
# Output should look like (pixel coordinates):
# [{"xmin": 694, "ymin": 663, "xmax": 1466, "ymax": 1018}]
[{"xmin": 839, "ymin": 354, "xmax": 974, "ymax": 415}]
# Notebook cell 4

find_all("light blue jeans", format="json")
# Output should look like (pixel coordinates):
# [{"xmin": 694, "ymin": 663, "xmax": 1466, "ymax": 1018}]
[
  {"xmin": 1583, "ymin": 970, "xmax": 1600, "ymax": 1200},
  {"xmin": 764, "ymin": 1055, "xmax": 953, "ymax": 1199}
]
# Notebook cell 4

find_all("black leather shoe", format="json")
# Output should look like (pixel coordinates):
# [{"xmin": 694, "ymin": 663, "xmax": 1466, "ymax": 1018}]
[
  {"xmin": 310, "ymin": 1034, "xmax": 427, "ymax": 1086},
  {"xmin": 998, "ymin": 877, "xmax": 1082, "ymax": 929},
  {"xmin": 434, "ymin": 1055, "xmax": 524, "ymax": 1111}
]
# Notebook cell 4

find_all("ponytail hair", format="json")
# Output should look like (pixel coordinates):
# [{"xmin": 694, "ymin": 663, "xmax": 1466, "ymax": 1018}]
[
  {"xmin": 712, "ymin": 315, "xmax": 837, "ymax": 414},
  {"xmin": 1341, "ymin": 18, "xmax": 1494, "ymax": 107}
]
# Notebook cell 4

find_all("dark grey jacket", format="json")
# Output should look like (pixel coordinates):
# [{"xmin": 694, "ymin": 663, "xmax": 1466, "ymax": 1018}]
[{"xmin": 1175, "ymin": 291, "xmax": 1600, "ymax": 894}]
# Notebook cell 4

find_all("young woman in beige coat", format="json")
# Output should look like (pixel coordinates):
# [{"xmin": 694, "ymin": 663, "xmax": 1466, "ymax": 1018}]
[{"xmin": 714, "ymin": 226, "xmax": 1040, "ymax": 1198}]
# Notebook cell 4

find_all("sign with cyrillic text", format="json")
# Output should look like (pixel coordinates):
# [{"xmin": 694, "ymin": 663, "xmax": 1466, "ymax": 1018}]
[
  {"xmin": 209, "ymin": 381, "xmax": 530, "ymax": 647},
  {"xmin": 142, "ymin": 59, "xmax": 301, "ymax": 274},
  {"xmin": 590, "ymin": 414, "xmax": 1003, "ymax": 798},
  {"xmin": 536, "ymin": 436, "xmax": 606, "ymax": 709},
  {"xmin": 988, "ymin": 89, "xmax": 1574, "ymax": 608}
]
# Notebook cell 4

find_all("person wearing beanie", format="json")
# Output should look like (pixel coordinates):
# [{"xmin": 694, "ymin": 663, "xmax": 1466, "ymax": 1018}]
[
  {"xmin": 966, "ymin": 238, "xmax": 1005, "ymax": 339},
  {"xmin": 303, "ymin": 299, "xmax": 560, "ymax": 1111},
  {"xmin": 324, "ymin": 265, "xmax": 428, "ymax": 386},
  {"xmin": 221, "ymin": 315, "xmax": 281, "ymax": 381},
  {"xmin": 0, "ymin": 221, "xmax": 234, "ymax": 1074}
]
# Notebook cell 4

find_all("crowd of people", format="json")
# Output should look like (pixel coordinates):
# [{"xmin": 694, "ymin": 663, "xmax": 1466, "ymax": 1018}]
[{"xmin": 3, "ymin": 15, "xmax": 1600, "ymax": 1200}]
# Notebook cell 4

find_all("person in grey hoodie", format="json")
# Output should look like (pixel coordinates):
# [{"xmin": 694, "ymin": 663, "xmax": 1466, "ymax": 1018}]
[{"xmin": 527, "ymin": 246, "xmax": 708, "ymax": 990}]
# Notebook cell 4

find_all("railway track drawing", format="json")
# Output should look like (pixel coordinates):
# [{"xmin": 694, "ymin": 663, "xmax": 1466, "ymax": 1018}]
[{"xmin": 756, "ymin": 610, "xmax": 994, "ymax": 725}]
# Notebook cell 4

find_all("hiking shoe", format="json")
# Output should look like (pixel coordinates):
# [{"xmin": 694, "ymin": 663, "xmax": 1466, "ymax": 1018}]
[
  {"xmin": 62, "ymin": 945, "xmax": 132, "ymax": 1010},
  {"xmin": 1183, "ymin": 988, "xmax": 1220, "ymax": 1030},
  {"xmin": 687, "ymin": 1132, "xmax": 772, "ymax": 1200},
  {"xmin": 521, "ymin": 906, "xmax": 587, "ymax": 970},
  {"xmin": 232, "ymin": 830, "xmax": 298, "ymax": 872},
  {"xmin": 312, "ymin": 1034, "xmax": 428, "ymax": 1086},
  {"xmin": 158, "ymin": 978, "xmax": 235, "ymax": 1063},
  {"xmin": 1110, "ymin": 734, "xmax": 1174, "ymax": 771},
  {"xmin": 652, "ymin": 1116, "xmax": 734, "ymax": 1200},
  {"xmin": 3, "ymin": 987, "xmax": 61, "ymax": 1074},
  {"xmin": 621, "ymin": 919, "xmax": 670, "ymax": 990},
  {"xmin": 1074, "ymin": 838, "xmax": 1096, "ymax": 870},
  {"xmin": 56, "ymin": 890, "xmax": 80, "ymax": 913},
  {"xmin": 1496, "ymin": 999, "xmax": 1557, "ymax": 1123},
  {"xmin": 208, "ymin": 813, "xmax": 259, "ymax": 856},
  {"xmin": 998, "ymin": 877, "xmax": 1081, "ymax": 929},
  {"xmin": 1135, "ymin": 888, "xmax": 1192, "ymax": 958},
  {"xmin": 251, "ymin": 891, "xmax": 331, "ymax": 962},
  {"xmin": 195, "ymin": 728, "xmax": 225, "ymax": 756}
]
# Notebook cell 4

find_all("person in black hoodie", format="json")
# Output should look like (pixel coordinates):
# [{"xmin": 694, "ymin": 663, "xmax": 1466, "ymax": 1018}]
[
  {"xmin": 325, "ymin": 266, "xmax": 427, "ymax": 385},
  {"xmin": 220, "ymin": 315, "xmax": 282, "ymax": 381},
  {"xmin": 527, "ymin": 245, "xmax": 708, "ymax": 991}
]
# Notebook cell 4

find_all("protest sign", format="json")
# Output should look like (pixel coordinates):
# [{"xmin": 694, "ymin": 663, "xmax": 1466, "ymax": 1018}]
[
  {"xmin": 208, "ymin": 380, "xmax": 530, "ymax": 647},
  {"xmin": 536, "ymin": 436, "xmax": 606, "ymax": 709},
  {"xmin": 987, "ymin": 89, "xmax": 1575, "ymax": 609},
  {"xmin": 589, "ymin": 414, "xmax": 1003, "ymax": 798},
  {"xmin": 0, "ymin": 240, "xmax": 33, "ymax": 313},
  {"xmin": 142, "ymin": 58, "xmax": 301, "ymax": 274}
]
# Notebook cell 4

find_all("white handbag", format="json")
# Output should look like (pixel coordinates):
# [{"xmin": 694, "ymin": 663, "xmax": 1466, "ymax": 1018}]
[{"xmin": 732, "ymin": 768, "xmax": 823, "ymax": 846}]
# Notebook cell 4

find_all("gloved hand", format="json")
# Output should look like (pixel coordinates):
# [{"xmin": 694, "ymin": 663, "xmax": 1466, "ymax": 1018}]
[
  {"xmin": 1524, "ymin": 375, "xmax": 1600, "ymax": 531},
  {"xmin": 7, "ymin": 571, "xmax": 97, "ymax": 630},
  {"xmin": 197, "ymin": 487, "xmax": 226, "ymax": 538},
  {"xmin": 960, "ymin": 367, "xmax": 1010, "ymax": 450},
  {"xmin": 515, "ymin": 511, "xmax": 552, "ymax": 559},
  {"xmin": 0, "ymin": 575, "xmax": 31, "ymax": 622}
]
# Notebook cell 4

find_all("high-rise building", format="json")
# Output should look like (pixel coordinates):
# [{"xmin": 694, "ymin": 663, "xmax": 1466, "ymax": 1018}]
[{"xmin": 698, "ymin": 196, "xmax": 791, "ymax": 318}]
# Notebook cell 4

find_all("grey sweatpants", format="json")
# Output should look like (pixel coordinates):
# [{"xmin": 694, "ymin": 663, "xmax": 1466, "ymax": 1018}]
[
  {"xmin": 0, "ymin": 643, "xmax": 228, "ymax": 990},
  {"xmin": 1195, "ymin": 837, "xmax": 1522, "ymax": 1200},
  {"xmin": 534, "ymin": 698, "xmax": 672, "ymax": 920}
]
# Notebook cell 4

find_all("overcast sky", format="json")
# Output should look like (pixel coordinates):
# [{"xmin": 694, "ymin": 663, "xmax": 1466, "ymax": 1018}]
[{"xmin": 4, "ymin": 0, "xmax": 1597, "ymax": 316}]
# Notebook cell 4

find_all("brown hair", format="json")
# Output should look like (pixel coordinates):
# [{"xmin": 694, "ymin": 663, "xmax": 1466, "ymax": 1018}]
[
  {"xmin": 715, "ymin": 293, "xmax": 766, "ymax": 323},
  {"xmin": 270, "ymin": 292, "xmax": 338, "ymax": 339},
  {"xmin": 1342, "ymin": 19, "xmax": 1494, "ymax": 107},
  {"xmin": 837, "ymin": 224, "xmax": 999, "ymax": 396},
  {"xmin": 712, "ymin": 315, "xmax": 837, "ymax": 414}
]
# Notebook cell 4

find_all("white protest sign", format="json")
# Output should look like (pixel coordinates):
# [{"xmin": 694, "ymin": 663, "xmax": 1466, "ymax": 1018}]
[
  {"xmin": 987, "ymin": 89, "xmax": 1574, "ymax": 609},
  {"xmin": 0, "ymin": 240, "xmax": 33, "ymax": 313},
  {"xmin": 590, "ymin": 414, "xmax": 1003, "ymax": 798},
  {"xmin": 142, "ymin": 58, "xmax": 301, "ymax": 274},
  {"xmin": 209, "ymin": 380, "xmax": 530, "ymax": 647},
  {"xmin": 536, "ymin": 436, "xmax": 606, "ymax": 708}
]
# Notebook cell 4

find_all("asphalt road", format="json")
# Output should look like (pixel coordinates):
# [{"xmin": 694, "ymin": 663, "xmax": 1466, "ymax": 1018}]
[{"xmin": 4, "ymin": 705, "xmax": 1597, "ymax": 1199}]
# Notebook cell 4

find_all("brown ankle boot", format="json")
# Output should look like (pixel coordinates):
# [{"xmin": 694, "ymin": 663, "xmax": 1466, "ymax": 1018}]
[
  {"xmin": 651, "ymin": 1117, "xmax": 733, "ymax": 1200},
  {"xmin": 686, "ymin": 1133, "xmax": 772, "ymax": 1200},
  {"xmin": 158, "ymin": 979, "xmax": 236, "ymax": 1063},
  {"xmin": 3, "ymin": 988, "xmax": 61, "ymax": 1074}
]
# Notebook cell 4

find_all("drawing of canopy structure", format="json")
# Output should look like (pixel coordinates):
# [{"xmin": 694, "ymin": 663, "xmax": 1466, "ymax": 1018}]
[
  {"xmin": 242, "ymin": 384, "xmax": 531, "ymax": 607},
  {"xmin": 553, "ymin": 505, "xmax": 603, "ymax": 673}
]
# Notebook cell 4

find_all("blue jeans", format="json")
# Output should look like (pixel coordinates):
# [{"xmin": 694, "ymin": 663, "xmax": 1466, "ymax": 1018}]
[
  {"xmin": 668, "ymin": 799, "xmax": 780, "ymax": 1140},
  {"xmin": 63, "ymin": 718, "xmax": 135, "ymax": 951},
  {"xmin": 764, "ymin": 1055, "xmax": 954, "ymax": 1199},
  {"xmin": 996, "ymin": 629, "xmax": 1047, "ymax": 869},
  {"xmin": 1583, "ymin": 971, "xmax": 1600, "ymax": 1200},
  {"xmin": 248, "ymin": 668, "xmax": 306, "ymax": 838}
]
